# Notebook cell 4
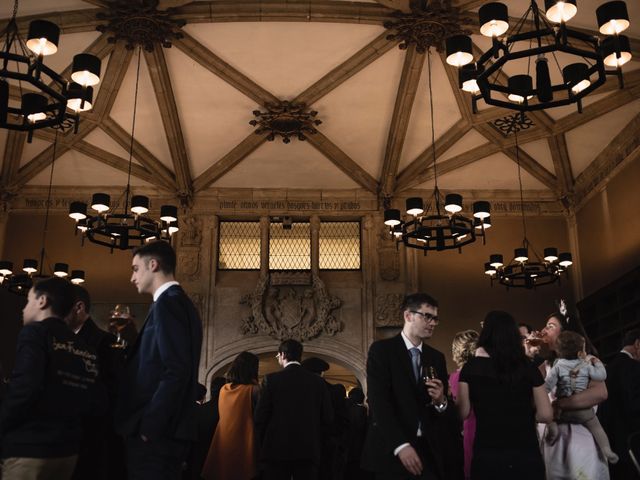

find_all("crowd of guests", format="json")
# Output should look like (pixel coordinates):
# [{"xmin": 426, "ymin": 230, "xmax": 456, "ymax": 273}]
[{"xmin": 0, "ymin": 239, "xmax": 639, "ymax": 480}]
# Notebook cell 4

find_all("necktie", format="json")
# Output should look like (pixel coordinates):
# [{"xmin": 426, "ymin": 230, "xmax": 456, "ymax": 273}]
[{"xmin": 410, "ymin": 347, "xmax": 421, "ymax": 383}]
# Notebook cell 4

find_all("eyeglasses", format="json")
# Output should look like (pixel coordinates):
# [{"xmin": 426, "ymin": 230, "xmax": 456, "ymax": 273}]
[{"xmin": 410, "ymin": 311, "xmax": 439, "ymax": 324}]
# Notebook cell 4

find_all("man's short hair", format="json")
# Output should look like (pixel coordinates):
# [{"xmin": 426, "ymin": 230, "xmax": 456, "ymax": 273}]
[
  {"xmin": 133, "ymin": 240, "xmax": 176, "ymax": 275},
  {"xmin": 32, "ymin": 277, "xmax": 75, "ymax": 319},
  {"xmin": 623, "ymin": 329, "xmax": 640, "ymax": 347},
  {"xmin": 71, "ymin": 284, "xmax": 91, "ymax": 313},
  {"xmin": 401, "ymin": 293, "xmax": 438, "ymax": 312},
  {"xmin": 278, "ymin": 339, "xmax": 303, "ymax": 362}
]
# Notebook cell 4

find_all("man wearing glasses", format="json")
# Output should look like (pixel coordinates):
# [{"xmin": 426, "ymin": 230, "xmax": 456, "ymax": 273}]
[{"xmin": 362, "ymin": 293, "xmax": 462, "ymax": 480}]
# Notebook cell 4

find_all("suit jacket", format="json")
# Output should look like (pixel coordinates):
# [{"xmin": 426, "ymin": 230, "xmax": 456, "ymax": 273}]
[
  {"xmin": 254, "ymin": 363, "xmax": 334, "ymax": 464},
  {"xmin": 362, "ymin": 334, "xmax": 462, "ymax": 479},
  {"xmin": 115, "ymin": 285, "xmax": 203, "ymax": 442},
  {"xmin": 598, "ymin": 351, "xmax": 640, "ymax": 479}
]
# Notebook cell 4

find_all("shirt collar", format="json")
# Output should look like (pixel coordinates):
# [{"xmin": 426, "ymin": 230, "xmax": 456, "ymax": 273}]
[
  {"xmin": 620, "ymin": 349, "xmax": 634, "ymax": 359},
  {"xmin": 401, "ymin": 330, "xmax": 422, "ymax": 352},
  {"xmin": 153, "ymin": 281, "xmax": 179, "ymax": 302},
  {"xmin": 283, "ymin": 360, "xmax": 301, "ymax": 368}
]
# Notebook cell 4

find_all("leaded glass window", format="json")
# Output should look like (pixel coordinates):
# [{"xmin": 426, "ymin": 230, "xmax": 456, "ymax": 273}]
[
  {"xmin": 269, "ymin": 222, "xmax": 311, "ymax": 270},
  {"xmin": 218, "ymin": 222, "xmax": 260, "ymax": 270},
  {"xmin": 319, "ymin": 222, "xmax": 361, "ymax": 270}
]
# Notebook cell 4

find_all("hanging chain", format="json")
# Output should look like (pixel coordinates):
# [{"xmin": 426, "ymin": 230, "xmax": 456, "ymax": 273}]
[
  {"xmin": 12, "ymin": 0, "xmax": 19, "ymax": 20},
  {"xmin": 428, "ymin": 49, "xmax": 438, "ymax": 191},
  {"xmin": 513, "ymin": 120, "xmax": 528, "ymax": 244},
  {"xmin": 39, "ymin": 130, "xmax": 58, "ymax": 275},
  {"xmin": 124, "ymin": 46, "xmax": 142, "ymax": 214}
]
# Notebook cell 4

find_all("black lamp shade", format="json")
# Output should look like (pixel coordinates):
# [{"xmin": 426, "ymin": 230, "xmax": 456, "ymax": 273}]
[
  {"xmin": 77, "ymin": 218, "xmax": 88, "ymax": 232},
  {"xmin": 601, "ymin": 35, "xmax": 632, "ymax": 68},
  {"xmin": 384, "ymin": 209, "xmax": 401, "ymax": 226},
  {"xmin": 536, "ymin": 56, "xmax": 553, "ymax": 103},
  {"xmin": 475, "ymin": 216, "xmax": 491, "ymax": 229},
  {"xmin": 445, "ymin": 35, "xmax": 473, "ymax": 67},
  {"xmin": 131, "ymin": 195, "xmax": 150, "ymax": 215},
  {"xmin": 23, "ymin": 259, "xmax": 38, "ymax": 273},
  {"xmin": 0, "ymin": 261, "xmax": 13, "ymax": 276},
  {"xmin": 545, "ymin": 0, "xmax": 577, "ymax": 23},
  {"xmin": 479, "ymin": 2, "xmax": 509, "ymax": 37},
  {"xmin": 489, "ymin": 254, "xmax": 504, "ymax": 267},
  {"xmin": 508, "ymin": 74, "xmax": 533, "ymax": 103},
  {"xmin": 160, "ymin": 205, "xmax": 178, "ymax": 223},
  {"xmin": 69, "ymin": 201, "xmax": 87, "ymax": 221},
  {"xmin": 70, "ymin": 270, "xmax": 85, "ymax": 284},
  {"xmin": 459, "ymin": 64, "xmax": 483, "ymax": 94},
  {"xmin": 559, "ymin": 252, "xmax": 573, "ymax": 267},
  {"xmin": 21, "ymin": 93, "xmax": 48, "ymax": 122},
  {"xmin": 473, "ymin": 200, "xmax": 490, "ymax": 219},
  {"xmin": 26, "ymin": 20, "xmax": 60, "ymax": 56},
  {"xmin": 91, "ymin": 193, "xmax": 110, "ymax": 213},
  {"xmin": 392, "ymin": 224, "xmax": 403, "ymax": 238},
  {"xmin": 406, "ymin": 197, "xmax": 424, "ymax": 216},
  {"xmin": 444, "ymin": 193, "xmax": 463, "ymax": 213},
  {"xmin": 563, "ymin": 63, "xmax": 591, "ymax": 93},
  {"xmin": 597, "ymin": 1, "xmax": 630, "ymax": 35},
  {"xmin": 67, "ymin": 83, "xmax": 93, "ymax": 113},
  {"xmin": 544, "ymin": 247, "xmax": 559, "ymax": 262},
  {"xmin": 514, "ymin": 248, "xmax": 529, "ymax": 262},
  {"xmin": 0, "ymin": 79, "xmax": 8, "ymax": 124},
  {"xmin": 71, "ymin": 54, "xmax": 101, "ymax": 87},
  {"xmin": 484, "ymin": 262, "xmax": 497, "ymax": 275},
  {"xmin": 54, "ymin": 263, "xmax": 69, "ymax": 277}
]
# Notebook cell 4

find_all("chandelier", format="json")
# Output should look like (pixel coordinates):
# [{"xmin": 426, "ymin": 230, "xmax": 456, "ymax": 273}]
[
  {"xmin": 444, "ymin": 0, "xmax": 633, "ymax": 113},
  {"xmin": 68, "ymin": 48, "xmax": 179, "ymax": 252},
  {"xmin": 0, "ymin": 132, "xmax": 85, "ymax": 294},
  {"xmin": 383, "ymin": 50, "xmax": 492, "ymax": 252},
  {"xmin": 0, "ymin": 0, "xmax": 101, "ymax": 142},
  {"xmin": 483, "ymin": 119, "xmax": 572, "ymax": 289}
]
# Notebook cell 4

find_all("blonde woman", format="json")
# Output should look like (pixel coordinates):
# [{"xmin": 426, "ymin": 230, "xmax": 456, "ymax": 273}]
[{"xmin": 449, "ymin": 329, "xmax": 479, "ymax": 480}]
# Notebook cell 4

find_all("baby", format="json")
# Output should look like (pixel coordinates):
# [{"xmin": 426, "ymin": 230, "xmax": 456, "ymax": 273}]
[{"xmin": 544, "ymin": 330, "xmax": 618, "ymax": 464}]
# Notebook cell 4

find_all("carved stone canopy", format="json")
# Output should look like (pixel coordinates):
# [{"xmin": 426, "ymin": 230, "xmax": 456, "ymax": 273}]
[
  {"xmin": 96, "ymin": 0, "xmax": 186, "ymax": 51},
  {"xmin": 249, "ymin": 101, "xmax": 322, "ymax": 144}
]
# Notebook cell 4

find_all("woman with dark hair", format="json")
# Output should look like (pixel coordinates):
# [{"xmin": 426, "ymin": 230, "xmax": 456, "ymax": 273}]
[
  {"xmin": 455, "ymin": 311, "xmax": 552, "ymax": 479},
  {"xmin": 202, "ymin": 352, "xmax": 260, "ymax": 480},
  {"xmin": 535, "ymin": 308, "xmax": 610, "ymax": 480}
]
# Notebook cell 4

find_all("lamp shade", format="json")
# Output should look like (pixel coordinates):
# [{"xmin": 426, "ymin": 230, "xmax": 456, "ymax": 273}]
[
  {"xmin": 21, "ymin": 93, "xmax": 47, "ymax": 123},
  {"xmin": 459, "ymin": 64, "xmax": 482, "ymax": 94},
  {"xmin": 473, "ymin": 201, "xmax": 491, "ymax": 219},
  {"xmin": 77, "ymin": 218, "xmax": 88, "ymax": 232},
  {"xmin": 543, "ymin": 247, "xmax": 559, "ymax": 262},
  {"xmin": 601, "ymin": 35, "xmax": 632, "ymax": 68},
  {"xmin": 545, "ymin": 0, "xmax": 577, "ymax": 23},
  {"xmin": 168, "ymin": 223, "xmax": 179, "ymax": 235},
  {"xmin": 445, "ymin": 35, "xmax": 473, "ymax": 67},
  {"xmin": 71, "ymin": 54, "xmax": 101, "ymax": 87},
  {"xmin": 536, "ymin": 56, "xmax": 553, "ymax": 102},
  {"xmin": 384, "ymin": 209, "xmax": 401, "ymax": 226},
  {"xmin": 0, "ymin": 261, "xmax": 13, "ymax": 276},
  {"xmin": 70, "ymin": 270, "xmax": 85, "ymax": 284},
  {"xmin": 392, "ymin": 224, "xmax": 403, "ymax": 238},
  {"xmin": 596, "ymin": 1, "xmax": 630, "ymax": 35},
  {"xmin": 406, "ymin": 197, "xmax": 424, "ymax": 216},
  {"xmin": 514, "ymin": 247, "xmax": 529, "ymax": 262},
  {"xmin": 54, "ymin": 263, "xmax": 69, "ymax": 277},
  {"xmin": 479, "ymin": 2, "xmax": 509, "ymax": 37},
  {"xmin": 66, "ymin": 83, "xmax": 93, "ymax": 113},
  {"xmin": 563, "ymin": 63, "xmax": 591, "ymax": 93},
  {"xmin": 444, "ymin": 193, "xmax": 463, "ymax": 213},
  {"xmin": 489, "ymin": 254, "xmax": 504, "ymax": 268},
  {"xmin": 69, "ymin": 201, "xmax": 87, "ymax": 221},
  {"xmin": 131, "ymin": 195, "xmax": 150, "ymax": 215},
  {"xmin": 91, "ymin": 193, "xmax": 110, "ymax": 213},
  {"xmin": 484, "ymin": 262, "xmax": 497, "ymax": 275},
  {"xmin": 558, "ymin": 252, "xmax": 573, "ymax": 267},
  {"xmin": 23, "ymin": 259, "xmax": 38, "ymax": 274},
  {"xmin": 26, "ymin": 20, "xmax": 60, "ymax": 56},
  {"xmin": 160, "ymin": 205, "xmax": 178, "ymax": 223},
  {"xmin": 508, "ymin": 74, "xmax": 533, "ymax": 103},
  {"xmin": 475, "ymin": 216, "xmax": 492, "ymax": 229}
]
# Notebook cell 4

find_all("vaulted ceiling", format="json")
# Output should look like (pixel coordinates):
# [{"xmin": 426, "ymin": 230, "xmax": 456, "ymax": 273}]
[{"xmin": 1, "ymin": 0, "xmax": 639, "ymax": 210}]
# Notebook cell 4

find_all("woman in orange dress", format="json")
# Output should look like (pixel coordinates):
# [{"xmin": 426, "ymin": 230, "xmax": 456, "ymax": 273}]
[{"xmin": 201, "ymin": 352, "xmax": 260, "ymax": 480}]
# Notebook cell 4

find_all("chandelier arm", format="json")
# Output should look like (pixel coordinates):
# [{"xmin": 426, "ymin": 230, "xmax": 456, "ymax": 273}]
[{"xmin": 125, "ymin": 46, "xmax": 142, "ymax": 215}]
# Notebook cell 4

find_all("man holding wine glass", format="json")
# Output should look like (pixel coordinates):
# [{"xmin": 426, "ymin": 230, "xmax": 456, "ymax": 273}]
[{"xmin": 362, "ymin": 293, "xmax": 463, "ymax": 480}]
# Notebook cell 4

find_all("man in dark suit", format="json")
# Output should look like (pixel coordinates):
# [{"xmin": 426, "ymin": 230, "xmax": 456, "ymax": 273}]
[
  {"xmin": 599, "ymin": 328, "xmax": 640, "ymax": 480},
  {"xmin": 116, "ymin": 240, "xmax": 203, "ymax": 480},
  {"xmin": 255, "ymin": 339, "xmax": 334, "ymax": 480},
  {"xmin": 362, "ymin": 293, "xmax": 462, "ymax": 480}
]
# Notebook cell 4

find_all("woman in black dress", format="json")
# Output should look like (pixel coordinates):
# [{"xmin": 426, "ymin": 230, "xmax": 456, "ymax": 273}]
[{"xmin": 455, "ymin": 311, "xmax": 553, "ymax": 480}]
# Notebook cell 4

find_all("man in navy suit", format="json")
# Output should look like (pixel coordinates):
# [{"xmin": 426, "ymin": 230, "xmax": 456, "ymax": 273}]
[
  {"xmin": 362, "ymin": 293, "xmax": 462, "ymax": 480},
  {"xmin": 116, "ymin": 241, "xmax": 203, "ymax": 480}
]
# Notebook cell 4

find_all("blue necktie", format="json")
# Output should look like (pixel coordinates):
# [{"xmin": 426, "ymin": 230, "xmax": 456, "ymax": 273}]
[{"xmin": 410, "ymin": 347, "xmax": 421, "ymax": 383}]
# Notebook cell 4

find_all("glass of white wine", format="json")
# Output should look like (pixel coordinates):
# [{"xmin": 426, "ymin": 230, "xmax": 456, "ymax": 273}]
[{"xmin": 109, "ymin": 304, "xmax": 130, "ymax": 349}]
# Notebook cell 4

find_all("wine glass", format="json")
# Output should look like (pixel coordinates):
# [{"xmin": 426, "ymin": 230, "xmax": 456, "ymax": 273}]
[
  {"xmin": 421, "ymin": 365, "xmax": 438, "ymax": 405},
  {"xmin": 109, "ymin": 304, "xmax": 131, "ymax": 349}
]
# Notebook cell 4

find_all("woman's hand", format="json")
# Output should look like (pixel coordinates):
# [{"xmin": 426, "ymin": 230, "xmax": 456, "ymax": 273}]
[{"xmin": 554, "ymin": 380, "xmax": 607, "ymax": 410}]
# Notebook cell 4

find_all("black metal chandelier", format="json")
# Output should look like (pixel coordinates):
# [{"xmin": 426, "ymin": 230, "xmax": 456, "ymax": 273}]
[
  {"xmin": 68, "ymin": 48, "xmax": 178, "ymax": 252},
  {"xmin": 383, "ymin": 50, "xmax": 492, "ymax": 252},
  {"xmin": 445, "ymin": 0, "xmax": 633, "ymax": 113},
  {"xmin": 0, "ymin": 0, "xmax": 101, "ymax": 142},
  {"xmin": 483, "ymin": 119, "xmax": 572, "ymax": 289},
  {"xmin": 0, "ymin": 132, "xmax": 85, "ymax": 294}
]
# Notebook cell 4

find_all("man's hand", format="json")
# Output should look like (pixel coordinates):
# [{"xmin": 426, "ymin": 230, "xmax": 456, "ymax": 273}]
[
  {"xmin": 398, "ymin": 445, "xmax": 423, "ymax": 476},
  {"xmin": 425, "ymin": 378, "xmax": 445, "ymax": 404}
]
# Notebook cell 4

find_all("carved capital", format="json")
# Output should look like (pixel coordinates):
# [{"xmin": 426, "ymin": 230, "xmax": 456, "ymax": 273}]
[{"xmin": 376, "ymin": 293, "xmax": 405, "ymax": 327}]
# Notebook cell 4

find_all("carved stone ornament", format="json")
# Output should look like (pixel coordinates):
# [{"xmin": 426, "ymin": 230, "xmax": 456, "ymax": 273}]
[
  {"xmin": 240, "ymin": 273, "xmax": 342, "ymax": 341},
  {"xmin": 249, "ymin": 101, "xmax": 322, "ymax": 144},
  {"xmin": 96, "ymin": 0, "xmax": 186, "ymax": 51},
  {"xmin": 375, "ymin": 293, "xmax": 405, "ymax": 327},
  {"xmin": 180, "ymin": 215, "xmax": 202, "ymax": 247},
  {"xmin": 177, "ymin": 246, "xmax": 200, "ymax": 280},
  {"xmin": 384, "ymin": 0, "xmax": 473, "ymax": 53},
  {"xmin": 378, "ymin": 225, "xmax": 400, "ymax": 281}
]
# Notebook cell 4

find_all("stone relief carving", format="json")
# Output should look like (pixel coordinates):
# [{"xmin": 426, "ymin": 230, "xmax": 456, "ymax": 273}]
[
  {"xmin": 177, "ymin": 247, "xmax": 200, "ymax": 280},
  {"xmin": 180, "ymin": 215, "xmax": 202, "ymax": 247},
  {"xmin": 378, "ymin": 226, "xmax": 400, "ymax": 281},
  {"xmin": 375, "ymin": 293, "xmax": 405, "ymax": 327},
  {"xmin": 240, "ymin": 273, "xmax": 343, "ymax": 341}
]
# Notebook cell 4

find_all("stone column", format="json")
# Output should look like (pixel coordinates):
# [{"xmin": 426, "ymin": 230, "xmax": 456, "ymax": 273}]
[
  {"xmin": 565, "ymin": 210, "xmax": 584, "ymax": 301},
  {"xmin": 260, "ymin": 216, "xmax": 270, "ymax": 274},
  {"xmin": 310, "ymin": 215, "xmax": 320, "ymax": 275}
]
